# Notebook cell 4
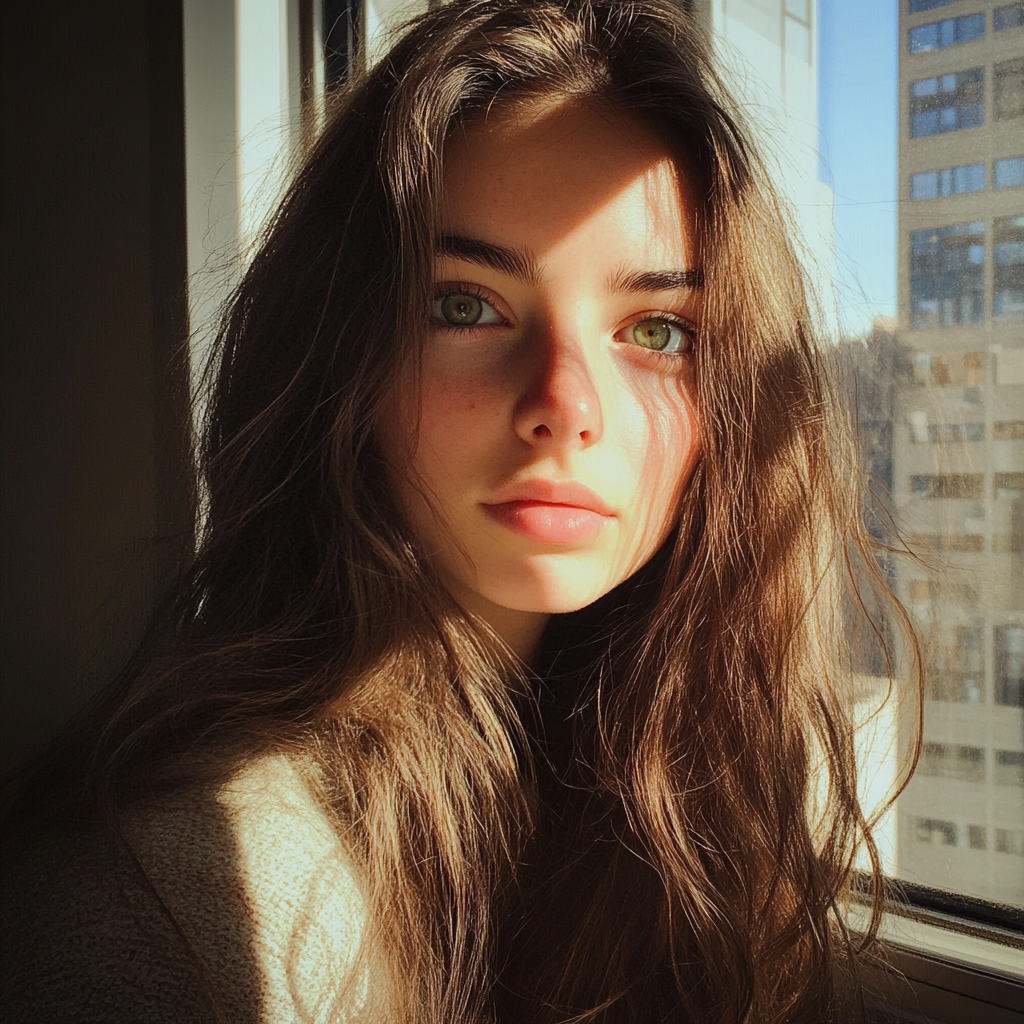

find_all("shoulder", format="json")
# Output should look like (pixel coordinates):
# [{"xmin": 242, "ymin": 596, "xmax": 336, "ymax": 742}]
[
  {"xmin": 1, "ymin": 815, "xmax": 216, "ymax": 1023},
  {"xmin": 128, "ymin": 752, "xmax": 370, "ymax": 1023},
  {"xmin": 2, "ymin": 754, "xmax": 369, "ymax": 1024}
]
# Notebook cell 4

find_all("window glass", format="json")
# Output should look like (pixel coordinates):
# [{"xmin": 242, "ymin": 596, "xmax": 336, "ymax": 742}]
[
  {"xmin": 910, "ymin": 67, "xmax": 985, "ymax": 135},
  {"xmin": 994, "ymin": 58, "xmax": 1024, "ymax": 119},
  {"xmin": 996, "ymin": 626, "xmax": 1024, "ymax": 705},
  {"xmin": 993, "ymin": 214, "xmax": 1024, "ymax": 318},
  {"xmin": 909, "ymin": 12, "xmax": 985, "ymax": 51},
  {"xmin": 994, "ymin": 419, "xmax": 1024, "ymax": 438},
  {"xmin": 911, "ymin": 170, "xmax": 940, "ymax": 198},
  {"xmin": 822, "ymin": 0, "xmax": 1024, "ymax": 908},
  {"xmin": 910, "ymin": 222, "xmax": 985, "ymax": 325},
  {"xmin": 994, "ymin": 155, "xmax": 1024, "ymax": 186},
  {"xmin": 910, "ymin": 161, "xmax": 986, "ymax": 197},
  {"xmin": 995, "ymin": 2, "xmax": 1024, "ymax": 30},
  {"xmin": 995, "ymin": 749, "xmax": 1024, "ymax": 784}
]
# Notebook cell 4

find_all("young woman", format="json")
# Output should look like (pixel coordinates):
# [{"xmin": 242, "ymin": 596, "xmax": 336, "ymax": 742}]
[{"xmin": 2, "ymin": 1, "xmax": 916, "ymax": 1021}]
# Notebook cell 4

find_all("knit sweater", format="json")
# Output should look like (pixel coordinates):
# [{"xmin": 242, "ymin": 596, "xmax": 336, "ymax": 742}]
[{"xmin": 2, "ymin": 755, "xmax": 369, "ymax": 1023}]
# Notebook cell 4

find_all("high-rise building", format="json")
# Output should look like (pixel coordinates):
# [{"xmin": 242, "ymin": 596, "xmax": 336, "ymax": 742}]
[{"xmin": 894, "ymin": 0, "xmax": 1023, "ymax": 904}]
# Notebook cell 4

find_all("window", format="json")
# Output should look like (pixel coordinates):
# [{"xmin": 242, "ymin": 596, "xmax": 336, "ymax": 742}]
[
  {"xmin": 994, "ymin": 155, "xmax": 1024, "ymax": 186},
  {"xmin": 996, "ymin": 828, "xmax": 1024, "ymax": 854},
  {"xmin": 919, "ymin": 744, "xmax": 985, "ymax": 781},
  {"xmin": 826, "ymin": 0, "xmax": 1024, "ymax": 964},
  {"xmin": 994, "ymin": 472, "xmax": 1024, "ymax": 499},
  {"xmin": 994, "ymin": 2, "xmax": 1024, "ymax": 30},
  {"xmin": 915, "ymin": 817, "xmax": 959, "ymax": 844},
  {"xmin": 925, "ymin": 627, "xmax": 985, "ymax": 702},
  {"xmin": 909, "ymin": 13, "xmax": 985, "ymax": 51},
  {"xmin": 993, "ymin": 214, "xmax": 1024, "ymax": 318},
  {"xmin": 911, "ymin": 532, "xmax": 984, "ymax": 551},
  {"xmin": 994, "ymin": 749, "xmax": 1024, "ymax": 786},
  {"xmin": 910, "ymin": 222, "xmax": 985, "ymax": 326},
  {"xmin": 911, "ymin": 473, "xmax": 984, "ymax": 498},
  {"xmin": 910, "ymin": 162, "xmax": 985, "ymax": 198},
  {"xmin": 994, "ymin": 58, "xmax": 1024, "ymax": 120},
  {"xmin": 994, "ymin": 419, "xmax": 1024, "ymax": 439},
  {"xmin": 909, "ymin": 420, "xmax": 985, "ymax": 442},
  {"xmin": 908, "ymin": 159, "xmax": 1024, "ymax": 195},
  {"xmin": 995, "ymin": 625, "xmax": 1024, "ymax": 706},
  {"xmin": 910, "ymin": 68, "xmax": 984, "ymax": 136},
  {"xmin": 910, "ymin": 350, "xmax": 986, "ymax": 385}
]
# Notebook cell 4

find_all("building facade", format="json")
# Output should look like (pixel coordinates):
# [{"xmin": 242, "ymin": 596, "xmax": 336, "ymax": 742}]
[{"xmin": 894, "ymin": 0, "xmax": 1024, "ymax": 904}]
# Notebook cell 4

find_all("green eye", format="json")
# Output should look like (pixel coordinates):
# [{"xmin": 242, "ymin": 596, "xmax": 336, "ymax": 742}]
[
  {"xmin": 631, "ymin": 318, "xmax": 690, "ymax": 353},
  {"xmin": 439, "ymin": 292, "xmax": 483, "ymax": 326}
]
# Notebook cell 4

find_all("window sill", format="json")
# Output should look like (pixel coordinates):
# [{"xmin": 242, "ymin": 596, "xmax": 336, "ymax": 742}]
[{"xmin": 847, "ymin": 901, "xmax": 1024, "ymax": 1022}]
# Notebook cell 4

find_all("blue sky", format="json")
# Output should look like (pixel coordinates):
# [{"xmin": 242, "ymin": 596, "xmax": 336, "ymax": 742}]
[{"xmin": 818, "ymin": 0, "xmax": 899, "ymax": 335}]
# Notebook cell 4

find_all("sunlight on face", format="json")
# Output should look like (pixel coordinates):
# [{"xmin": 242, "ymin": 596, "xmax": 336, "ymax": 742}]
[{"xmin": 379, "ymin": 99, "xmax": 703, "ymax": 657}]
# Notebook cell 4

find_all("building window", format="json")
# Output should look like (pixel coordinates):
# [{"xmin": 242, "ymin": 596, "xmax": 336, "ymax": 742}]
[
  {"xmin": 925, "ymin": 626, "xmax": 985, "ymax": 702},
  {"xmin": 968, "ymin": 824, "xmax": 987, "ymax": 849},
  {"xmin": 995, "ymin": 59, "xmax": 1024, "ymax": 120},
  {"xmin": 994, "ymin": 156, "xmax": 1024, "ymax": 187},
  {"xmin": 915, "ymin": 817, "xmax": 958, "ymax": 845},
  {"xmin": 910, "ymin": 68, "xmax": 984, "ymax": 137},
  {"xmin": 994, "ymin": 214, "xmax": 1024, "ymax": 318},
  {"xmin": 994, "ymin": 2, "xmax": 1024, "ymax": 30},
  {"xmin": 995, "ymin": 473, "xmax": 1024, "ymax": 499},
  {"xmin": 911, "ymin": 350, "xmax": 985, "ymax": 385},
  {"xmin": 909, "ymin": 420, "xmax": 985, "ymax": 442},
  {"xmin": 920, "ymin": 742, "xmax": 986, "ymax": 780},
  {"xmin": 909, "ymin": 13, "xmax": 985, "ymax": 51},
  {"xmin": 910, "ymin": 222, "xmax": 985, "ymax": 326},
  {"xmin": 911, "ymin": 473, "xmax": 984, "ymax": 498},
  {"xmin": 996, "ymin": 828, "xmax": 1024, "ymax": 855},
  {"xmin": 995, "ymin": 625, "xmax": 1024, "ymax": 707},
  {"xmin": 994, "ymin": 420, "xmax": 1024, "ymax": 439},
  {"xmin": 910, "ymin": 162, "xmax": 985, "ymax": 198},
  {"xmin": 910, "ymin": 0, "xmax": 958, "ymax": 11},
  {"xmin": 995, "ymin": 750, "xmax": 1024, "ymax": 786}
]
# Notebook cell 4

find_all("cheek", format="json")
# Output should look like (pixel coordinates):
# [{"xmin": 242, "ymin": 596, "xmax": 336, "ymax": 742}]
[
  {"xmin": 617, "ymin": 362, "xmax": 702, "ymax": 511},
  {"xmin": 402, "ymin": 359, "xmax": 510, "ymax": 490}
]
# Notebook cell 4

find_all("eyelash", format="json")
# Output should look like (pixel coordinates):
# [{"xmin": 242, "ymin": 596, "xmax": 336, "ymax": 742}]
[
  {"xmin": 430, "ymin": 285, "xmax": 697, "ymax": 359},
  {"xmin": 619, "ymin": 313, "xmax": 697, "ymax": 362},
  {"xmin": 431, "ymin": 283, "xmax": 508, "ymax": 330}
]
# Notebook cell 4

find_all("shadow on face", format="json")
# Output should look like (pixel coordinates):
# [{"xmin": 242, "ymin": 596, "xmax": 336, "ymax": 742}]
[{"xmin": 377, "ymin": 98, "xmax": 704, "ymax": 658}]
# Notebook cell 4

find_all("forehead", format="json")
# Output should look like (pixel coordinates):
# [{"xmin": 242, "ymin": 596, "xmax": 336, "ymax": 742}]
[{"xmin": 440, "ymin": 99, "xmax": 698, "ymax": 268}]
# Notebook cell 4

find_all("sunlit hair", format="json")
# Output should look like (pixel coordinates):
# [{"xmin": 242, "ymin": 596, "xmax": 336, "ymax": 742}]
[{"xmin": 7, "ymin": 2, "xmax": 921, "ymax": 1021}]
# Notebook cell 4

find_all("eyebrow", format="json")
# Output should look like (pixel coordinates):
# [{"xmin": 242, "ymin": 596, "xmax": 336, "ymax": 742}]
[
  {"xmin": 611, "ymin": 268, "xmax": 705, "ymax": 292},
  {"xmin": 435, "ymin": 235, "xmax": 540, "ymax": 284}
]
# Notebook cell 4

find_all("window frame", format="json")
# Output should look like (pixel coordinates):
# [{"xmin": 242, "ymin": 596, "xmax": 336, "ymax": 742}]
[{"xmin": 175, "ymin": 1, "xmax": 1024, "ymax": 1018}]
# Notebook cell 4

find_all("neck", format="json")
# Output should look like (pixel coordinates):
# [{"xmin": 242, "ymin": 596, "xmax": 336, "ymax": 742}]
[{"xmin": 447, "ymin": 585, "xmax": 549, "ymax": 664}]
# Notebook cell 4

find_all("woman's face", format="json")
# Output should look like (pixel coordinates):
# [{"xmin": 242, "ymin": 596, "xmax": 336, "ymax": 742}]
[{"xmin": 379, "ymin": 99, "xmax": 703, "ymax": 656}]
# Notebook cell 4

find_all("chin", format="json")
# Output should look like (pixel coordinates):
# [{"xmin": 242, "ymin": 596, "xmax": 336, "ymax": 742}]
[{"xmin": 478, "ymin": 558, "xmax": 620, "ymax": 616}]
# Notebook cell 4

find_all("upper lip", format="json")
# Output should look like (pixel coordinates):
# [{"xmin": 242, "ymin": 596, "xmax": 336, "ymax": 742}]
[{"xmin": 482, "ymin": 479, "xmax": 615, "ymax": 516}]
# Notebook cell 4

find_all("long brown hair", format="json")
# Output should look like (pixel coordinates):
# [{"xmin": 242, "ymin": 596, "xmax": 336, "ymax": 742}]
[{"xmin": 8, "ymin": 2, "xmax": 920, "ymax": 1021}]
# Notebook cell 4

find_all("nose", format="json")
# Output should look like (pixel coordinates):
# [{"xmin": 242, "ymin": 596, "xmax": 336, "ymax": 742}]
[{"xmin": 512, "ymin": 325, "xmax": 604, "ymax": 449}]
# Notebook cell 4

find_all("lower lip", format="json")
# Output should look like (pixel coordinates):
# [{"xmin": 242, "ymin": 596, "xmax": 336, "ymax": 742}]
[{"xmin": 482, "ymin": 501, "xmax": 611, "ymax": 544}]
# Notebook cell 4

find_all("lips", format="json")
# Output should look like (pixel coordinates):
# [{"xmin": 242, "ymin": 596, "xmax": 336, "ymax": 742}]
[{"xmin": 481, "ymin": 480, "xmax": 614, "ymax": 544}]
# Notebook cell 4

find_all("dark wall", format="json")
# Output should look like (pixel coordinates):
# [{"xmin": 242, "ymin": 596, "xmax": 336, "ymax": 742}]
[{"xmin": 1, "ymin": 1, "xmax": 192, "ymax": 773}]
